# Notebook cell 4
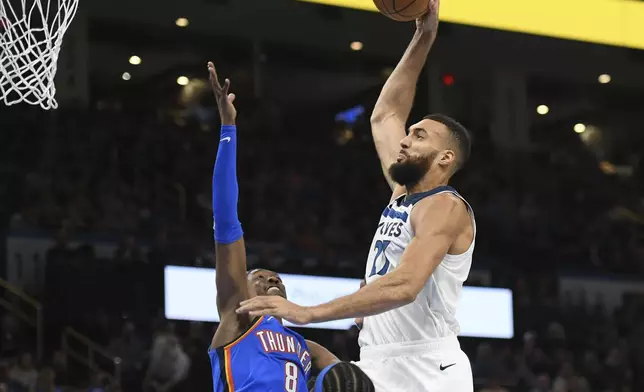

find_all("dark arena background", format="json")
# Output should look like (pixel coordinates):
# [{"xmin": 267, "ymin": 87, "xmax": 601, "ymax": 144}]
[{"xmin": 1, "ymin": 0, "xmax": 643, "ymax": 391}]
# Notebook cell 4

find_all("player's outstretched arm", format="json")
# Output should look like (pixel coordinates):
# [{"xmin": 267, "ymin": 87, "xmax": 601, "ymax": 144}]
[
  {"xmin": 207, "ymin": 61, "xmax": 252, "ymax": 348},
  {"xmin": 236, "ymin": 193, "xmax": 469, "ymax": 324},
  {"xmin": 370, "ymin": 0, "xmax": 440, "ymax": 197}
]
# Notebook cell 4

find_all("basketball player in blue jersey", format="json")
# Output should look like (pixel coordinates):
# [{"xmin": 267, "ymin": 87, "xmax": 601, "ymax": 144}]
[
  {"xmin": 207, "ymin": 62, "xmax": 375, "ymax": 392},
  {"xmin": 237, "ymin": 1, "xmax": 477, "ymax": 391}
]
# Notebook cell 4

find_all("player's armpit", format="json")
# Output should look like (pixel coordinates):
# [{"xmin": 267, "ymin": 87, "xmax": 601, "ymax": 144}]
[
  {"xmin": 369, "ymin": 114, "xmax": 407, "ymax": 199},
  {"xmin": 396, "ymin": 193, "xmax": 468, "ymax": 297},
  {"xmin": 306, "ymin": 340, "xmax": 340, "ymax": 371}
]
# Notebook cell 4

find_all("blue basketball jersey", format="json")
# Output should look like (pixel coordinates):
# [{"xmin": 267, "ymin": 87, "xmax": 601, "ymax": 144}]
[{"xmin": 209, "ymin": 316, "xmax": 312, "ymax": 392}]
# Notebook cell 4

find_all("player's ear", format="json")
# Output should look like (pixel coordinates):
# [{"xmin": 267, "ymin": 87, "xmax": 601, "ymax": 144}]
[{"xmin": 438, "ymin": 149, "xmax": 455, "ymax": 167}]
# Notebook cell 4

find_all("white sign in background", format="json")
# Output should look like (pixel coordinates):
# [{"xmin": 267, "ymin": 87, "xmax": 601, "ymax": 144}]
[{"xmin": 164, "ymin": 266, "xmax": 514, "ymax": 338}]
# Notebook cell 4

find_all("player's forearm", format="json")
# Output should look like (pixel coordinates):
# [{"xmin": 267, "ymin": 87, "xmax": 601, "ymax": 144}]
[
  {"xmin": 371, "ymin": 30, "xmax": 436, "ymax": 123},
  {"xmin": 212, "ymin": 124, "xmax": 243, "ymax": 244},
  {"xmin": 306, "ymin": 340, "xmax": 340, "ymax": 370},
  {"xmin": 308, "ymin": 272, "xmax": 415, "ymax": 323}
]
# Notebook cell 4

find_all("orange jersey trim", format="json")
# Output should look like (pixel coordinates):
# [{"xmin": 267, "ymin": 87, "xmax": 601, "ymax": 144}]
[
  {"xmin": 224, "ymin": 348, "xmax": 234, "ymax": 391},
  {"xmin": 223, "ymin": 316, "xmax": 265, "ymax": 391}
]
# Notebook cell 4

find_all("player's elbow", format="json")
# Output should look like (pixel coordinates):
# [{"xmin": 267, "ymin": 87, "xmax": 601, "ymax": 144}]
[
  {"xmin": 387, "ymin": 271, "xmax": 423, "ymax": 304},
  {"xmin": 395, "ymin": 279, "xmax": 421, "ymax": 304},
  {"xmin": 381, "ymin": 278, "xmax": 416, "ymax": 305},
  {"xmin": 369, "ymin": 103, "xmax": 405, "ymax": 126},
  {"xmin": 397, "ymin": 287, "xmax": 418, "ymax": 304},
  {"xmin": 398, "ymin": 269, "xmax": 428, "ymax": 301},
  {"xmin": 370, "ymin": 110, "xmax": 395, "ymax": 125},
  {"xmin": 370, "ymin": 111, "xmax": 386, "ymax": 124}
]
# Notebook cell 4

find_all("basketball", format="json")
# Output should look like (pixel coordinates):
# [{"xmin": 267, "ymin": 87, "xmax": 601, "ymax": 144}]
[{"xmin": 373, "ymin": 0, "xmax": 430, "ymax": 22}]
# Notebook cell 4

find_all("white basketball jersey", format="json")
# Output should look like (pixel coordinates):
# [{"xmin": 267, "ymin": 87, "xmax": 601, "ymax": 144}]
[{"xmin": 358, "ymin": 186, "xmax": 476, "ymax": 347}]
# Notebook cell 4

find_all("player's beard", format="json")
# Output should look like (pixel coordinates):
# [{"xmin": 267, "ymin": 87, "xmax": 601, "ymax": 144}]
[{"xmin": 388, "ymin": 151, "xmax": 436, "ymax": 188}]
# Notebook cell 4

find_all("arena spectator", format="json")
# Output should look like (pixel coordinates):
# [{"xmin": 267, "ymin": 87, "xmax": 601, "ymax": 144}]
[
  {"xmin": 50, "ymin": 351, "xmax": 71, "ymax": 388},
  {"xmin": 107, "ymin": 321, "xmax": 145, "ymax": 378},
  {"xmin": 33, "ymin": 367, "xmax": 61, "ymax": 392},
  {"xmin": 8, "ymin": 353, "xmax": 38, "ymax": 391},
  {"xmin": 142, "ymin": 326, "xmax": 190, "ymax": 392}
]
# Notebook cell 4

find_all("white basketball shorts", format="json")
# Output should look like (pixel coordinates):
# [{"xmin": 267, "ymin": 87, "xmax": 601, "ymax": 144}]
[{"xmin": 353, "ymin": 336, "xmax": 473, "ymax": 392}]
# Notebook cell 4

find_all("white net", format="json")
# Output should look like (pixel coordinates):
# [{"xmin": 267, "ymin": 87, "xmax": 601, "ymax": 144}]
[{"xmin": 0, "ymin": 0, "xmax": 79, "ymax": 110}]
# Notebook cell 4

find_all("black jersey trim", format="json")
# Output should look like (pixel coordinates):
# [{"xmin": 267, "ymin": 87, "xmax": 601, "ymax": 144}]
[{"xmin": 400, "ymin": 186, "xmax": 457, "ymax": 207}]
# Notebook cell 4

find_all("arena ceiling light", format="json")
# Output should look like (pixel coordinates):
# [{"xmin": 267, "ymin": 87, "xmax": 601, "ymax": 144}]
[
  {"xmin": 299, "ymin": 0, "xmax": 644, "ymax": 50},
  {"xmin": 121, "ymin": 72, "xmax": 131, "ymax": 81},
  {"xmin": 129, "ymin": 55, "xmax": 141, "ymax": 65},
  {"xmin": 350, "ymin": 41, "xmax": 363, "ymax": 51},
  {"xmin": 175, "ymin": 17, "xmax": 189, "ymax": 27},
  {"xmin": 536, "ymin": 105, "xmax": 549, "ymax": 115},
  {"xmin": 598, "ymin": 74, "xmax": 611, "ymax": 84},
  {"xmin": 177, "ymin": 76, "xmax": 190, "ymax": 86},
  {"xmin": 574, "ymin": 123, "xmax": 586, "ymax": 134}
]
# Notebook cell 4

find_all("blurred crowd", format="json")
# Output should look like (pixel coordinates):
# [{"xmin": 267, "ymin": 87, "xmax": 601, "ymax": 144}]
[
  {"xmin": 469, "ymin": 277, "xmax": 644, "ymax": 392},
  {"xmin": 0, "ymin": 84, "xmax": 643, "ymax": 392},
  {"xmin": 3, "ymin": 258, "xmax": 643, "ymax": 392},
  {"xmin": 5, "ymin": 94, "xmax": 644, "ymax": 277}
]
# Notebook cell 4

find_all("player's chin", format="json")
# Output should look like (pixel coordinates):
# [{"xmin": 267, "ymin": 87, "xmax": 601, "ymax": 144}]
[{"xmin": 267, "ymin": 287, "xmax": 286, "ymax": 298}]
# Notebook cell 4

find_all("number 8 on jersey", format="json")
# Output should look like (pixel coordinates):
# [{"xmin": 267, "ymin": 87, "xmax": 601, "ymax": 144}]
[{"xmin": 284, "ymin": 361, "xmax": 298, "ymax": 392}]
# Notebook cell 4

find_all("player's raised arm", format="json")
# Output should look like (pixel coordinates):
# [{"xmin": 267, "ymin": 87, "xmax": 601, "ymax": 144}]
[
  {"xmin": 208, "ymin": 62, "xmax": 251, "ymax": 347},
  {"xmin": 370, "ymin": 0, "xmax": 440, "ymax": 197}
]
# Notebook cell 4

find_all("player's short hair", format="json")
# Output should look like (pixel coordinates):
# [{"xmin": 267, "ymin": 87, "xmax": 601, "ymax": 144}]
[
  {"xmin": 423, "ymin": 113, "xmax": 472, "ymax": 172},
  {"xmin": 247, "ymin": 269, "xmax": 261, "ymax": 277},
  {"xmin": 309, "ymin": 362, "xmax": 375, "ymax": 392}
]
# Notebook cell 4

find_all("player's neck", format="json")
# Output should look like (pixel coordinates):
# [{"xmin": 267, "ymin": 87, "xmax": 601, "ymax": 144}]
[{"xmin": 406, "ymin": 172, "xmax": 450, "ymax": 195}]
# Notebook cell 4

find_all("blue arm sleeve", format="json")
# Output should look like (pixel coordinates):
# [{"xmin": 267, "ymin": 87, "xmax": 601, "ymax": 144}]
[{"xmin": 212, "ymin": 125, "xmax": 243, "ymax": 244}]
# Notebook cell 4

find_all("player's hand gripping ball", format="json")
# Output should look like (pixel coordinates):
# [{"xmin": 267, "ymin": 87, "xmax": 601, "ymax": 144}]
[{"xmin": 373, "ymin": 0, "xmax": 432, "ymax": 22}]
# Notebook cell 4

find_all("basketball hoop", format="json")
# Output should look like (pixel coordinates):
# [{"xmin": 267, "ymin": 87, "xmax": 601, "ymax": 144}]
[{"xmin": 0, "ymin": 0, "xmax": 79, "ymax": 110}]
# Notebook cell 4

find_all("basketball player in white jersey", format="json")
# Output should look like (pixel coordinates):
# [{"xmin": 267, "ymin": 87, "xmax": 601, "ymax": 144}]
[{"xmin": 237, "ymin": 1, "xmax": 475, "ymax": 390}]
